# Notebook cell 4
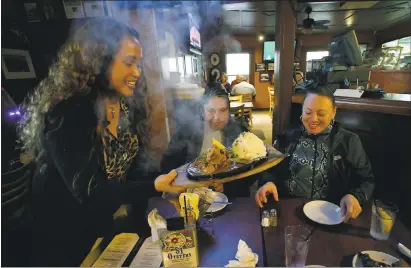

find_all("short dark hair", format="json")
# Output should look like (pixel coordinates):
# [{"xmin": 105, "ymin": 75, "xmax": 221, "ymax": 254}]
[
  {"xmin": 302, "ymin": 86, "xmax": 336, "ymax": 108},
  {"xmin": 202, "ymin": 82, "xmax": 229, "ymax": 106}
]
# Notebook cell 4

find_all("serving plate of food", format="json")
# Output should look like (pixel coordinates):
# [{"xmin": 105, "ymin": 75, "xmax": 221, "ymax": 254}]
[
  {"xmin": 187, "ymin": 132, "xmax": 287, "ymax": 180},
  {"xmin": 352, "ymin": 251, "xmax": 400, "ymax": 267},
  {"xmin": 171, "ymin": 132, "xmax": 288, "ymax": 189}
]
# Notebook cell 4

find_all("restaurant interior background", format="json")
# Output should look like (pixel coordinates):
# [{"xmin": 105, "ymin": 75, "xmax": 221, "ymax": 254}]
[{"xmin": 1, "ymin": 0, "xmax": 411, "ymax": 240}]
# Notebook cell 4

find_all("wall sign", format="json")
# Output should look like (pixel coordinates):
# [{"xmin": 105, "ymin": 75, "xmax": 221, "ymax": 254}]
[
  {"xmin": 1, "ymin": 49, "xmax": 36, "ymax": 79},
  {"xmin": 63, "ymin": 0, "xmax": 85, "ymax": 19},
  {"xmin": 255, "ymin": 62, "xmax": 266, "ymax": 72}
]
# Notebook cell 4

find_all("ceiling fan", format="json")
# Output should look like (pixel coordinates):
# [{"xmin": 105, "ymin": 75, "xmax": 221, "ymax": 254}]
[{"xmin": 297, "ymin": 6, "xmax": 331, "ymax": 34}]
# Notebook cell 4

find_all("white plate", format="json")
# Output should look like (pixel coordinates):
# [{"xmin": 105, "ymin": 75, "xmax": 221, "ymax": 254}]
[
  {"xmin": 303, "ymin": 200, "xmax": 344, "ymax": 225},
  {"xmin": 352, "ymin": 250, "xmax": 399, "ymax": 267},
  {"xmin": 206, "ymin": 192, "xmax": 228, "ymax": 213},
  {"xmin": 305, "ymin": 265, "xmax": 326, "ymax": 267}
]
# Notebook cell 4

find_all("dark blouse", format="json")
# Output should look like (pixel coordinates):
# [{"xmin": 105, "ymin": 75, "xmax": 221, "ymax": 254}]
[
  {"xmin": 103, "ymin": 97, "xmax": 139, "ymax": 180},
  {"xmin": 30, "ymin": 92, "xmax": 159, "ymax": 266}
]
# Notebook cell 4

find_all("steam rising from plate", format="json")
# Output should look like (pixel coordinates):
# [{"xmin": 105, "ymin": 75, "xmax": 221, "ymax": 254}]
[{"xmin": 65, "ymin": 1, "xmax": 242, "ymax": 169}]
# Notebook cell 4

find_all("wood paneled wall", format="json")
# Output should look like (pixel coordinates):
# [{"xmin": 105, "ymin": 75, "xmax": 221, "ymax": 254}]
[
  {"xmin": 232, "ymin": 35, "xmax": 272, "ymax": 109},
  {"xmin": 370, "ymin": 71, "xmax": 411, "ymax": 94}
]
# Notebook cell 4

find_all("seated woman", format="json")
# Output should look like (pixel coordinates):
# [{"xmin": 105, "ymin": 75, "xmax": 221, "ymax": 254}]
[
  {"xmin": 161, "ymin": 82, "xmax": 258, "ymax": 198},
  {"xmin": 219, "ymin": 72, "xmax": 231, "ymax": 94},
  {"xmin": 255, "ymin": 87, "xmax": 375, "ymax": 222},
  {"xmin": 19, "ymin": 18, "xmax": 183, "ymax": 266}
]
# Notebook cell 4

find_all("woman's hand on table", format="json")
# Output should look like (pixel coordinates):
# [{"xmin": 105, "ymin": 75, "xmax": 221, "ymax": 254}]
[
  {"xmin": 255, "ymin": 182, "xmax": 279, "ymax": 208},
  {"xmin": 340, "ymin": 194, "xmax": 362, "ymax": 223},
  {"xmin": 154, "ymin": 170, "xmax": 186, "ymax": 193}
]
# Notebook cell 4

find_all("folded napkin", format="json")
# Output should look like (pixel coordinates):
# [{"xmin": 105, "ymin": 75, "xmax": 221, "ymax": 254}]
[
  {"xmin": 225, "ymin": 239, "xmax": 259, "ymax": 267},
  {"xmin": 147, "ymin": 209, "xmax": 167, "ymax": 243}
]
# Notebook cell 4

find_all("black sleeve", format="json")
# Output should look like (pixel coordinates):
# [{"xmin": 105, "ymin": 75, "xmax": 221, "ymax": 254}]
[
  {"xmin": 43, "ymin": 105, "xmax": 156, "ymax": 215},
  {"xmin": 347, "ymin": 134, "xmax": 376, "ymax": 205},
  {"xmin": 160, "ymin": 128, "xmax": 188, "ymax": 174}
]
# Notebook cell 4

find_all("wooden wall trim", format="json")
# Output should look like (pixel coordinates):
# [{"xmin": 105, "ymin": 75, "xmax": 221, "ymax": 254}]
[{"xmin": 273, "ymin": 1, "xmax": 296, "ymax": 137}]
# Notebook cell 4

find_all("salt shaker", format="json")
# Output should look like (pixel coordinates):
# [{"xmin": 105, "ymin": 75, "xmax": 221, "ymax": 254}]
[
  {"xmin": 269, "ymin": 209, "xmax": 278, "ymax": 227},
  {"xmin": 261, "ymin": 210, "xmax": 270, "ymax": 227}
]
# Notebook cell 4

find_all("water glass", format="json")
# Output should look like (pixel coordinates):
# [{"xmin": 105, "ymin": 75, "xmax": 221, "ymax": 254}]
[
  {"xmin": 370, "ymin": 199, "xmax": 398, "ymax": 240},
  {"xmin": 284, "ymin": 225, "xmax": 311, "ymax": 267}
]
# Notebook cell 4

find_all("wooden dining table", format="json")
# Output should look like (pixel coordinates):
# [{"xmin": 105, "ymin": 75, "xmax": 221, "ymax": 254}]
[
  {"xmin": 230, "ymin": 101, "xmax": 253, "ymax": 109},
  {"xmin": 146, "ymin": 197, "xmax": 265, "ymax": 267},
  {"xmin": 83, "ymin": 197, "xmax": 411, "ymax": 267},
  {"xmin": 261, "ymin": 198, "xmax": 411, "ymax": 267}
]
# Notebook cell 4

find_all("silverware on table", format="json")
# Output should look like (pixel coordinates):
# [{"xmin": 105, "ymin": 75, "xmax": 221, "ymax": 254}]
[
  {"xmin": 211, "ymin": 201, "xmax": 232, "ymax": 205},
  {"xmin": 398, "ymin": 243, "xmax": 411, "ymax": 259}
]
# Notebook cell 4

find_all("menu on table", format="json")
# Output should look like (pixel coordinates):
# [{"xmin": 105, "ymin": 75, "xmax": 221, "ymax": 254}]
[
  {"xmin": 92, "ymin": 233, "xmax": 139, "ymax": 267},
  {"xmin": 130, "ymin": 237, "xmax": 163, "ymax": 267}
]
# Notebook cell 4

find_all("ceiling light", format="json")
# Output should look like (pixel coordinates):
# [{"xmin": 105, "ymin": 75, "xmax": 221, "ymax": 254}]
[{"xmin": 258, "ymin": 35, "xmax": 264, "ymax": 41}]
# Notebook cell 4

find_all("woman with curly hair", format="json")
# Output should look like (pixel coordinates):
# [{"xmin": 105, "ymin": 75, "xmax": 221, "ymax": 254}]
[{"xmin": 19, "ymin": 18, "xmax": 185, "ymax": 266}]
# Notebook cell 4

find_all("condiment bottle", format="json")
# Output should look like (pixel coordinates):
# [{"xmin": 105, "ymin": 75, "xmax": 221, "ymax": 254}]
[
  {"xmin": 179, "ymin": 193, "xmax": 200, "ymax": 222},
  {"xmin": 269, "ymin": 209, "xmax": 278, "ymax": 227},
  {"xmin": 261, "ymin": 210, "xmax": 270, "ymax": 227}
]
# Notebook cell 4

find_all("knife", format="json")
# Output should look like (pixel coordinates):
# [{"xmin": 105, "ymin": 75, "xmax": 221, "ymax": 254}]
[
  {"xmin": 398, "ymin": 243, "xmax": 411, "ymax": 259},
  {"xmin": 211, "ymin": 201, "xmax": 232, "ymax": 205}
]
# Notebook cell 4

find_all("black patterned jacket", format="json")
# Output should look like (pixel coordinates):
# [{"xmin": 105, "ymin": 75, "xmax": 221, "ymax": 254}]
[{"xmin": 264, "ymin": 122, "xmax": 375, "ymax": 205}]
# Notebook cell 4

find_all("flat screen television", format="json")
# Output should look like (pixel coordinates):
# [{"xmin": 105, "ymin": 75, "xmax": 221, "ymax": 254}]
[
  {"xmin": 189, "ymin": 13, "xmax": 201, "ymax": 50},
  {"xmin": 263, "ymin": 40, "xmax": 296, "ymax": 61},
  {"xmin": 328, "ymin": 30, "xmax": 362, "ymax": 67}
]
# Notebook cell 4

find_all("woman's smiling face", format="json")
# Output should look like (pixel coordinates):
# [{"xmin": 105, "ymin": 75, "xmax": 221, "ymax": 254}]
[
  {"xmin": 109, "ymin": 35, "xmax": 143, "ymax": 96},
  {"xmin": 302, "ymin": 93, "xmax": 336, "ymax": 134}
]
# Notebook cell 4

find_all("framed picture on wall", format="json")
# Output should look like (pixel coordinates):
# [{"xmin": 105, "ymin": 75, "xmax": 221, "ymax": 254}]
[
  {"xmin": 267, "ymin": 62, "xmax": 274, "ymax": 71},
  {"xmin": 255, "ymin": 62, "xmax": 266, "ymax": 72},
  {"xmin": 260, "ymin": 72, "xmax": 270, "ymax": 82},
  {"xmin": 1, "ymin": 49, "xmax": 36, "ymax": 79}
]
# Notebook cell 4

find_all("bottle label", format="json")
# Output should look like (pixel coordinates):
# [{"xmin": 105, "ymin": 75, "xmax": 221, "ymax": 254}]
[{"xmin": 160, "ymin": 230, "xmax": 199, "ymax": 267}]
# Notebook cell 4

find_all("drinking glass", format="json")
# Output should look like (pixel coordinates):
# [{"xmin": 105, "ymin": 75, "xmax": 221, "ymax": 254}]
[
  {"xmin": 370, "ymin": 199, "xmax": 398, "ymax": 240},
  {"xmin": 284, "ymin": 225, "xmax": 311, "ymax": 267}
]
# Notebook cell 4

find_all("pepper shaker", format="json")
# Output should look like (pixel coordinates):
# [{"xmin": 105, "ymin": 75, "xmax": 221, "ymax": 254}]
[
  {"xmin": 269, "ymin": 209, "xmax": 278, "ymax": 227},
  {"xmin": 261, "ymin": 210, "xmax": 270, "ymax": 227}
]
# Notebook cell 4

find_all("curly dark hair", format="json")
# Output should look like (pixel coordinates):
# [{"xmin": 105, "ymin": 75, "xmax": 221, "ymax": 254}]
[{"xmin": 18, "ymin": 18, "xmax": 151, "ymax": 160}]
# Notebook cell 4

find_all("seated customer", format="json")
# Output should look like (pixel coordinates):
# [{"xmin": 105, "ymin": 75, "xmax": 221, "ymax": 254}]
[
  {"xmin": 230, "ymin": 75, "xmax": 242, "ymax": 89},
  {"xmin": 231, "ymin": 76, "xmax": 256, "ymax": 97},
  {"xmin": 255, "ymin": 87, "xmax": 375, "ymax": 222},
  {"xmin": 219, "ymin": 72, "xmax": 231, "ymax": 94},
  {"xmin": 161, "ymin": 82, "xmax": 257, "ymax": 198}
]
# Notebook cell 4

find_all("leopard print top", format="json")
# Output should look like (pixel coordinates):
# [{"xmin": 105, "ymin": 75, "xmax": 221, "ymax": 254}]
[{"xmin": 102, "ymin": 98, "xmax": 139, "ymax": 180}]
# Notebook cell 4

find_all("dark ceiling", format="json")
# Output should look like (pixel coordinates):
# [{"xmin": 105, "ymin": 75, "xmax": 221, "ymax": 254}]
[{"xmin": 222, "ymin": 1, "xmax": 411, "ymax": 35}]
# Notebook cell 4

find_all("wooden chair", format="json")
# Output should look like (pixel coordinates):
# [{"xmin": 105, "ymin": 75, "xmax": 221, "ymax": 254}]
[
  {"xmin": 238, "ymin": 93, "xmax": 253, "ymax": 126},
  {"xmin": 239, "ymin": 93, "xmax": 253, "ymax": 102},
  {"xmin": 268, "ymin": 86, "xmax": 275, "ymax": 117},
  {"xmin": 229, "ymin": 95, "xmax": 243, "ymax": 102},
  {"xmin": 230, "ymin": 103, "xmax": 244, "ymax": 118},
  {"xmin": 230, "ymin": 104, "xmax": 250, "ymax": 130},
  {"xmin": 2, "ymin": 160, "xmax": 34, "ymax": 267}
]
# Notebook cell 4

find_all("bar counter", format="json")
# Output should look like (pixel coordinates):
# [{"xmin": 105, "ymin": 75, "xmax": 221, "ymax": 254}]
[{"xmin": 292, "ymin": 93, "xmax": 411, "ymax": 116}]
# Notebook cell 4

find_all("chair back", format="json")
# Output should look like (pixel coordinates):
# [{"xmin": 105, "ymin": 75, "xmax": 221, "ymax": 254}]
[
  {"xmin": 2, "ymin": 159, "xmax": 34, "ymax": 267},
  {"xmin": 230, "ymin": 103, "xmax": 245, "ymax": 117},
  {"xmin": 229, "ymin": 95, "xmax": 243, "ymax": 102},
  {"xmin": 268, "ymin": 87, "xmax": 275, "ymax": 105},
  {"xmin": 2, "ymin": 160, "xmax": 33, "ymax": 230},
  {"xmin": 240, "ymin": 93, "xmax": 253, "ymax": 102},
  {"xmin": 268, "ymin": 86, "xmax": 274, "ymax": 94}
]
